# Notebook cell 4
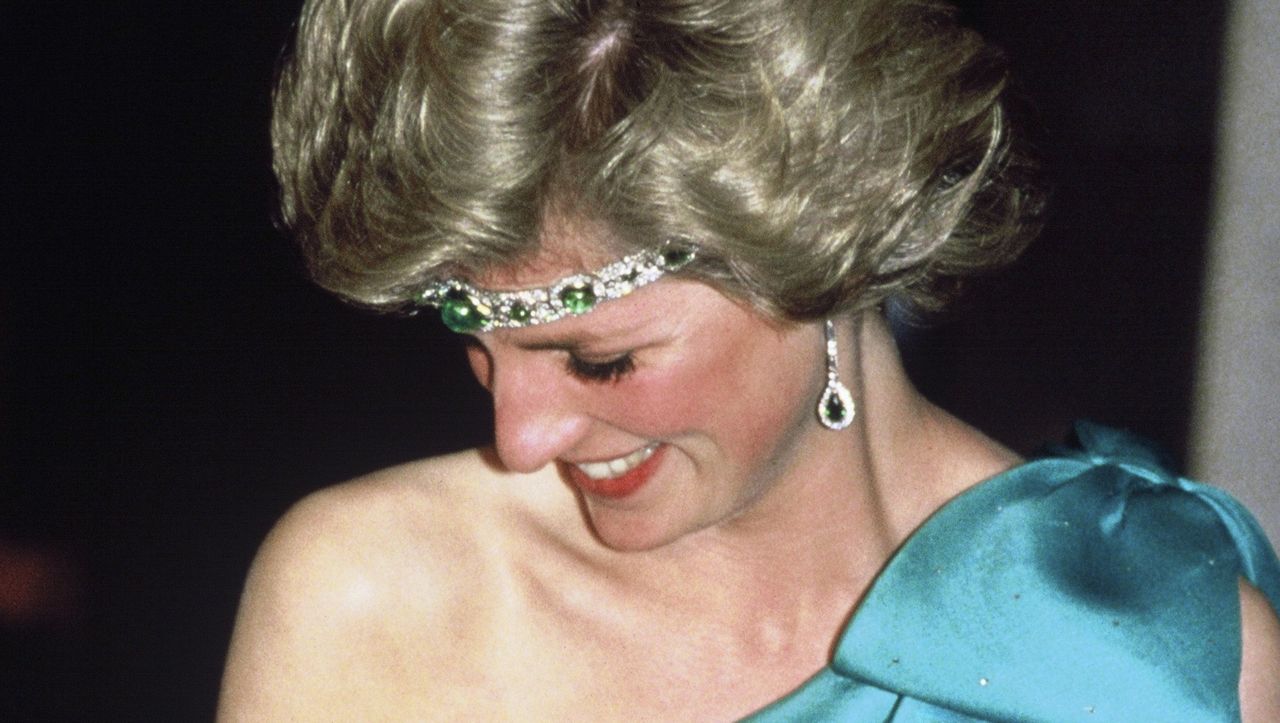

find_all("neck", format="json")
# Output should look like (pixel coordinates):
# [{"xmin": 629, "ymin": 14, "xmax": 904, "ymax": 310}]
[
  {"xmin": 706, "ymin": 313, "xmax": 935, "ymax": 549},
  {"xmin": 619, "ymin": 315, "xmax": 936, "ymax": 636},
  {"xmin": 657, "ymin": 314, "xmax": 1012, "ymax": 623},
  {"xmin": 574, "ymin": 313, "xmax": 1017, "ymax": 663}
]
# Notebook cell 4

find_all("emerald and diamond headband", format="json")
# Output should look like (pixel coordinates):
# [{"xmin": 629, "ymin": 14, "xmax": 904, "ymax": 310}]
[
  {"xmin": 415, "ymin": 239, "xmax": 856, "ymax": 434},
  {"xmin": 416, "ymin": 243, "xmax": 696, "ymax": 333}
]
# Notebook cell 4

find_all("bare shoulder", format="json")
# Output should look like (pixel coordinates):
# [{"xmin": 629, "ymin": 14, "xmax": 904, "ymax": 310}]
[
  {"xmin": 237, "ymin": 448, "xmax": 508, "ymax": 598},
  {"xmin": 218, "ymin": 448, "xmax": 563, "ymax": 720},
  {"xmin": 1239, "ymin": 579, "xmax": 1280, "ymax": 722}
]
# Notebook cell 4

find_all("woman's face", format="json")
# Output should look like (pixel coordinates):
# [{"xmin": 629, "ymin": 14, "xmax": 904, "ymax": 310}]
[{"xmin": 464, "ymin": 252, "xmax": 831, "ymax": 552}]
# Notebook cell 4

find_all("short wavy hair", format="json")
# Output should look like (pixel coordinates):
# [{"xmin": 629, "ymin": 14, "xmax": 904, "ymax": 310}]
[{"xmin": 273, "ymin": 0, "xmax": 1043, "ymax": 319}]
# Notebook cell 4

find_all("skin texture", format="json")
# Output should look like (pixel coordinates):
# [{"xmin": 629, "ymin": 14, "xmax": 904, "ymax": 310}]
[
  {"xmin": 465, "ymin": 279, "xmax": 834, "ymax": 552},
  {"xmin": 1240, "ymin": 579, "xmax": 1280, "ymax": 722},
  {"xmin": 218, "ymin": 233, "xmax": 1280, "ymax": 720},
  {"xmin": 219, "ymin": 272, "xmax": 1017, "ymax": 718}
]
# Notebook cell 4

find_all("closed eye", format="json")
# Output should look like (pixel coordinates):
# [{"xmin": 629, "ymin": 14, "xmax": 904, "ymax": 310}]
[{"xmin": 567, "ymin": 352, "xmax": 635, "ymax": 383}]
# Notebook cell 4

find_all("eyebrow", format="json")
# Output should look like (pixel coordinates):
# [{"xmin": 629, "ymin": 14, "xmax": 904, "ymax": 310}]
[
  {"xmin": 482, "ymin": 313, "xmax": 647, "ymax": 351},
  {"xmin": 513, "ymin": 339, "xmax": 585, "ymax": 352},
  {"xmin": 505, "ymin": 330, "xmax": 622, "ymax": 351}
]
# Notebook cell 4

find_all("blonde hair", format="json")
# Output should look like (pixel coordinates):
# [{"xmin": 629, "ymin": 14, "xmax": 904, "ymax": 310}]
[{"xmin": 273, "ymin": 0, "xmax": 1043, "ymax": 319}]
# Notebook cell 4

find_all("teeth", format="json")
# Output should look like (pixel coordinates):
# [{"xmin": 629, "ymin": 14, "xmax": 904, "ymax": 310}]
[{"xmin": 575, "ymin": 444, "xmax": 658, "ymax": 480}]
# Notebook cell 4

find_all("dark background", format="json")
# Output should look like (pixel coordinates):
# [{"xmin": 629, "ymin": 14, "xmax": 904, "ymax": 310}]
[{"xmin": 1, "ymin": 1, "xmax": 1226, "ymax": 719}]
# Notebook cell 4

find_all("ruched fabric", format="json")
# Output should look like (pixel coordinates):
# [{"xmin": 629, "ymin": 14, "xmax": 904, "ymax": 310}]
[{"xmin": 745, "ymin": 422, "xmax": 1280, "ymax": 722}]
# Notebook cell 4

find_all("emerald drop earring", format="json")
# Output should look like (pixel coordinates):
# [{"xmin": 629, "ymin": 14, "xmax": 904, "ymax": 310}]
[{"xmin": 817, "ymin": 320, "xmax": 855, "ymax": 430}]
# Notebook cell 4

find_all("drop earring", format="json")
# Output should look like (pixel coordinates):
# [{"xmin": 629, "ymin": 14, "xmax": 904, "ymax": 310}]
[{"xmin": 817, "ymin": 319, "xmax": 855, "ymax": 430}]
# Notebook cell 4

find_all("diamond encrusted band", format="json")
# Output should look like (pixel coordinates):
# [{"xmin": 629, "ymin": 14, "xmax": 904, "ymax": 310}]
[{"xmin": 416, "ymin": 243, "xmax": 696, "ymax": 333}]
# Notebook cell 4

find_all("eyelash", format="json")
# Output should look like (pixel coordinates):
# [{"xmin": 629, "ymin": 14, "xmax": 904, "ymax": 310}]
[{"xmin": 567, "ymin": 353, "xmax": 636, "ymax": 383}]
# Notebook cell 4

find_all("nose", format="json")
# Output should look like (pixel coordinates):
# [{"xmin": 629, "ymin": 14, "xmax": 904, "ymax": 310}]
[{"xmin": 489, "ymin": 359, "xmax": 590, "ymax": 474}]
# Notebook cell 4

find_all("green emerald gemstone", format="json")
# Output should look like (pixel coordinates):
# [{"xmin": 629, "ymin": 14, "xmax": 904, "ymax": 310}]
[
  {"xmin": 508, "ymin": 302, "xmax": 531, "ymax": 324},
  {"xmin": 440, "ymin": 291, "xmax": 486, "ymax": 333},
  {"xmin": 662, "ymin": 246, "xmax": 693, "ymax": 269},
  {"xmin": 825, "ymin": 396, "xmax": 846, "ymax": 422},
  {"xmin": 559, "ymin": 284, "xmax": 597, "ymax": 314}
]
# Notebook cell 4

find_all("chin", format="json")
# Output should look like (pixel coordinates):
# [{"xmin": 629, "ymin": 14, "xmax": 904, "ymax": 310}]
[{"xmin": 582, "ymin": 504, "xmax": 698, "ymax": 553}]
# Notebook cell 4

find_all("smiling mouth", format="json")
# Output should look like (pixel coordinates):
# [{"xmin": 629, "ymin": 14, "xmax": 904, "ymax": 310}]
[
  {"xmin": 573, "ymin": 443, "xmax": 659, "ymax": 480},
  {"xmin": 564, "ymin": 443, "xmax": 666, "ymax": 500}
]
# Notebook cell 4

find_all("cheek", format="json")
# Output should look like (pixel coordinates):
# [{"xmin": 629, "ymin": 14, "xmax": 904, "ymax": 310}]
[
  {"xmin": 610, "ymin": 364, "xmax": 707, "ymax": 434},
  {"xmin": 610, "ymin": 329, "xmax": 818, "ymax": 450},
  {"xmin": 719, "ymin": 343, "xmax": 820, "ymax": 458}
]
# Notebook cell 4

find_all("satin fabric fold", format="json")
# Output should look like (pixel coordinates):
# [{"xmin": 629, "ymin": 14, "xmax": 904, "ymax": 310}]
[{"xmin": 745, "ymin": 422, "xmax": 1280, "ymax": 722}]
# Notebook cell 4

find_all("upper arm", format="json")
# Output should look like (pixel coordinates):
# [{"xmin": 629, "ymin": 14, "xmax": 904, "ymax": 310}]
[
  {"xmin": 217, "ymin": 490, "xmax": 384, "ymax": 721},
  {"xmin": 216, "ymin": 465, "xmax": 506, "ymax": 721},
  {"xmin": 1239, "ymin": 578, "xmax": 1280, "ymax": 722}
]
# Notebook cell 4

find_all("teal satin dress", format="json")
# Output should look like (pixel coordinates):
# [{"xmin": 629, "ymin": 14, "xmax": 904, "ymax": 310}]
[{"xmin": 745, "ymin": 423, "xmax": 1280, "ymax": 722}]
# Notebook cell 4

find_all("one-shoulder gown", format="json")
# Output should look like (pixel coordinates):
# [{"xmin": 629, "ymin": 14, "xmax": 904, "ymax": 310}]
[{"xmin": 744, "ymin": 422, "xmax": 1280, "ymax": 722}]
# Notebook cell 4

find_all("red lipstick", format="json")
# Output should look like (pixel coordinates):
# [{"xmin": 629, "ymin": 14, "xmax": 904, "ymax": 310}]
[{"xmin": 564, "ymin": 445, "xmax": 667, "ymax": 500}]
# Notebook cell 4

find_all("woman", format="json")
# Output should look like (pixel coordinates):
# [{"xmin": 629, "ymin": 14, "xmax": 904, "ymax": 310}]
[{"xmin": 220, "ymin": 0, "xmax": 1280, "ymax": 719}]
